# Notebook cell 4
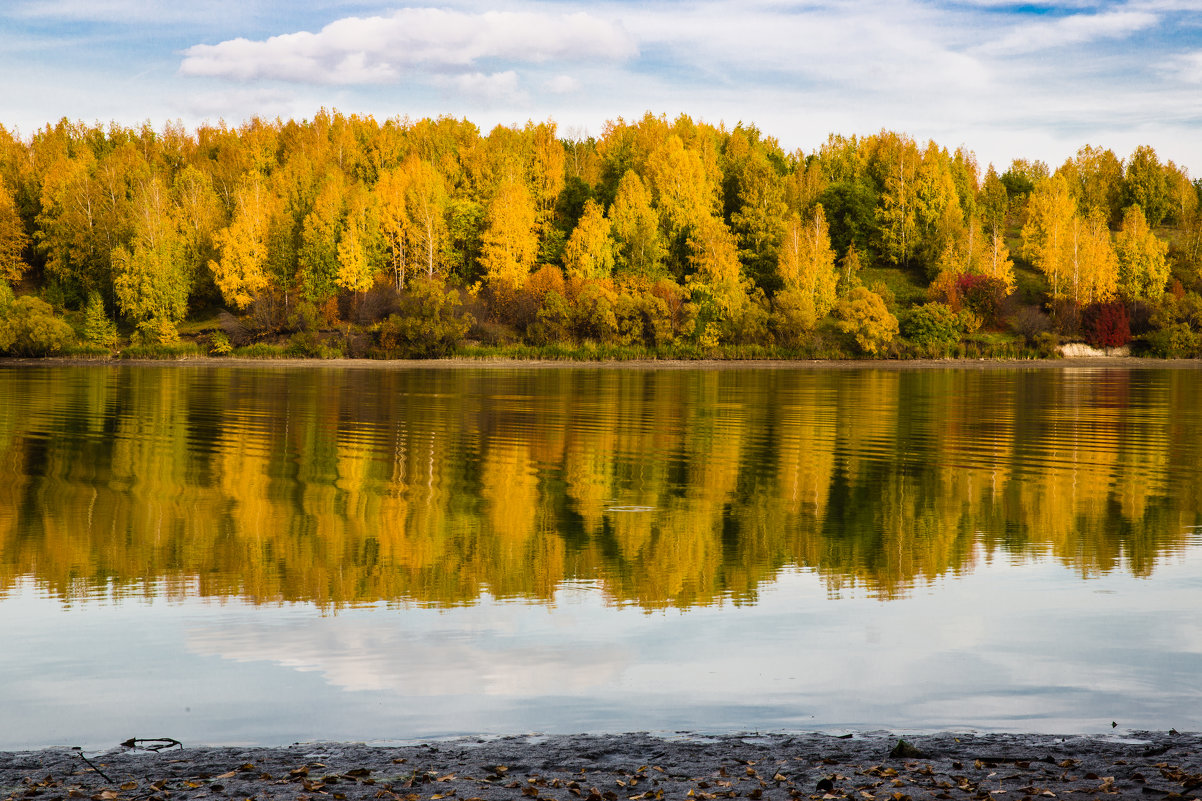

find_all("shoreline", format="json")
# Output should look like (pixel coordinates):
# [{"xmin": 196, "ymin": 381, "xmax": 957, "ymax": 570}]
[
  {"xmin": 3, "ymin": 355, "xmax": 1202, "ymax": 371},
  {"xmin": 3, "ymin": 731, "xmax": 1199, "ymax": 801}
]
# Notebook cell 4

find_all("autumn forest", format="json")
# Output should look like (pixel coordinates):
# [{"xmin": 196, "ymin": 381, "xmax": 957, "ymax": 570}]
[{"xmin": 1, "ymin": 111, "xmax": 1201, "ymax": 359}]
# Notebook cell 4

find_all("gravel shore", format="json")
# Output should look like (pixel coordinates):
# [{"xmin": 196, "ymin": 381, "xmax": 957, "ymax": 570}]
[{"xmin": 4, "ymin": 731, "xmax": 1199, "ymax": 801}]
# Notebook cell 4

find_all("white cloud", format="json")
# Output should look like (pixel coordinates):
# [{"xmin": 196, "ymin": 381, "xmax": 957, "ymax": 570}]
[
  {"xmin": 436, "ymin": 70, "xmax": 528, "ymax": 105},
  {"xmin": 544, "ymin": 75, "xmax": 581, "ymax": 94},
  {"xmin": 976, "ymin": 9, "xmax": 1160, "ymax": 56},
  {"xmin": 179, "ymin": 8, "xmax": 637, "ymax": 85},
  {"xmin": 1161, "ymin": 50, "xmax": 1202, "ymax": 82}
]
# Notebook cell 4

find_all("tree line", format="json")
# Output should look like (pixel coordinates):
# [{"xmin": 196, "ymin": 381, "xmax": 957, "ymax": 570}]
[{"xmin": 1, "ymin": 111, "xmax": 1200, "ymax": 357}]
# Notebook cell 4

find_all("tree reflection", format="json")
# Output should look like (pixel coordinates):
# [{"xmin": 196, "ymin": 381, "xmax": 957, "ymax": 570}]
[{"xmin": 0, "ymin": 365, "xmax": 1198, "ymax": 608}]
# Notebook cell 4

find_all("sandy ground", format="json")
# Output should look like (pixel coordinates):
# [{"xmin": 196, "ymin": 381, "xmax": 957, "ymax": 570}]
[
  {"xmin": 4, "ymin": 355, "xmax": 1202, "ymax": 371},
  {"xmin": 3, "ymin": 731, "xmax": 1200, "ymax": 801}
]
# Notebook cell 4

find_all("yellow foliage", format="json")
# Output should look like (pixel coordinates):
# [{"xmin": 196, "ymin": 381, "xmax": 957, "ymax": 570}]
[{"xmin": 479, "ymin": 180, "xmax": 538, "ymax": 292}]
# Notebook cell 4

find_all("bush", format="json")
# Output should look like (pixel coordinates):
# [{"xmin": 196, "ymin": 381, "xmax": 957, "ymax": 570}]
[
  {"xmin": 1081, "ymin": 301, "xmax": 1131, "ymax": 349},
  {"xmin": 0, "ymin": 295, "xmax": 76, "ymax": 356},
  {"xmin": 956, "ymin": 274, "xmax": 1010, "ymax": 326},
  {"xmin": 1143, "ymin": 322, "xmax": 1199, "ymax": 358},
  {"xmin": 82, "ymin": 292, "xmax": 119, "ymax": 349},
  {"xmin": 902, "ymin": 302, "xmax": 971, "ymax": 351},
  {"xmin": 836, "ymin": 286, "xmax": 898, "ymax": 355},
  {"xmin": 377, "ymin": 276, "xmax": 473, "ymax": 358},
  {"xmin": 528, "ymin": 289, "xmax": 573, "ymax": 345},
  {"xmin": 1012, "ymin": 305, "xmax": 1052, "ymax": 345},
  {"xmin": 207, "ymin": 331, "xmax": 234, "ymax": 355},
  {"xmin": 1050, "ymin": 298, "xmax": 1081, "ymax": 337}
]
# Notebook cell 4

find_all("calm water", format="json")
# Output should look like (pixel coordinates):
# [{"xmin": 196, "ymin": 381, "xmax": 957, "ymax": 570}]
[{"xmin": 1, "ymin": 364, "xmax": 1200, "ymax": 749}]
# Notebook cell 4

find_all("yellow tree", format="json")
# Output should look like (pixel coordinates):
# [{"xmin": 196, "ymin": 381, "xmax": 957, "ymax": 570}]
[
  {"xmin": 686, "ymin": 216, "xmax": 748, "ymax": 331},
  {"xmin": 935, "ymin": 216, "xmax": 1015, "ymax": 292},
  {"xmin": 1022, "ymin": 175, "xmax": 1077, "ymax": 298},
  {"xmin": 210, "ymin": 171, "xmax": 279, "ymax": 310},
  {"xmin": 562, "ymin": 200, "xmax": 615, "ymax": 281},
  {"xmin": 403, "ymin": 157, "xmax": 449, "ymax": 279},
  {"xmin": 479, "ymin": 180, "xmax": 539, "ymax": 292},
  {"xmin": 776, "ymin": 205, "xmax": 839, "ymax": 329},
  {"xmin": 646, "ymin": 135, "xmax": 715, "ymax": 241},
  {"xmin": 374, "ymin": 165, "xmax": 411, "ymax": 289},
  {"xmin": 1115, "ymin": 205, "xmax": 1169, "ymax": 301},
  {"xmin": 529, "ymin": 121, "xmax": 566, "ymax": 232},
  {"xmin": 1058, "ymin": 145, "xmax": 1123, "ymax": 223},
  {"xmin": 981, "ymin": 227, "xmax": 1016, "ymax": 290},
  {"xmin": 0, "ymin": 178, "xmax": 28, "ymax": 285},
  {"xmin": 914, "ymin": 141, "xmax": 964, "ymax": 270},
  {"xmin": 608, "ymin": 170, "xmax": 665, "ymax": 278},
  {"xmin": 1069, "ymin": 210, "xmax": 1118, "ymax": 305},
  {"xmin": 336, "ymin": 186, "xmax": 381, "ymax": 295},
  {"xmin": 36, "ymin": 151, "xmax": 106, "ymax": 292}
]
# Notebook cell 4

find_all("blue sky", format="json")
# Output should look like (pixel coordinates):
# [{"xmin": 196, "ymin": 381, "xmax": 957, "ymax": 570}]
[{"xmin": 2, "ymin": 0, "xmax": 1201, "ymax": 172}]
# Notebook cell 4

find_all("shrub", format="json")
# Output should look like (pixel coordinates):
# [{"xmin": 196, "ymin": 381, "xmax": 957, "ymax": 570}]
[
  {"xmin": 1081, "ymin": 301, "xmax": 1131, "ymax": 349},
  {"xmin": 528, "ymin": 289, "xmax": 573, "ymax": 345},
  {"xmin": 0, "ymin": 295, "xmax": 76, "ymax": 356},
  {"xmin": 902, "ymin": 302, "xmax": 968, "ymax": 350},
  {"xmin": 1049, "ymin": 298, "xmax": 1082, "ymax": 337},
  {"xmin": 572, "ymin": 282, "xmax": 619, "ymax": 343},
  {"xmin": 208, "ymin": 331, "xmax": 234, "ymax": 355},
  {"xmin": 284, "ymin": 328, "xmax": 343, "ymax": 359},
  {"xmin": 1144, "ymin": 323, "xmax": 1199, "ymax": 358},
  {"xmin": 82, "ymin": 292, "xmax": 119, "ymax": 349},
  {"xmin": 955, "ymin": 274, "xmax": 1010, "ymax": 326},
  {"xmin": 835, "ymin": 286, "xmax": 898, "ymax": 355},
  {"xmin": 1012, "ymin": 305, "xmax": 1052, "ymax": 345},
  {"xmin": 377, "ymin": 276, "xmax": 473, "ymax": 358}
]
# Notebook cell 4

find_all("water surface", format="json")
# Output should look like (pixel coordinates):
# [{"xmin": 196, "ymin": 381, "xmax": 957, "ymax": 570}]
[{"xmin": 1, "ymin": 364, "xmax": 1199, "ymax": 748}]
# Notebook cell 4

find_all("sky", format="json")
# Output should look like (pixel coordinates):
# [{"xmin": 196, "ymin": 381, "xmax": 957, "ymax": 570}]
[{"xmin": 1, "ymin": 0, "xmax": 1201, "ymax": 173}]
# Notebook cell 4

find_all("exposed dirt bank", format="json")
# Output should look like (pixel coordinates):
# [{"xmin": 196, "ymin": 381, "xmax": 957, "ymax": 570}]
[{"xmin": 3, "ymin": 731, "xmax": 1200, "ymax": 801}]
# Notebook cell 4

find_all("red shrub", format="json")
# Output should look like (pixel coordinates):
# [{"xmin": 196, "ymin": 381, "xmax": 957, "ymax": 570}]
[{"xmin": 1082, "ymin": 301, "xmax": 1131, "ymax": 349}]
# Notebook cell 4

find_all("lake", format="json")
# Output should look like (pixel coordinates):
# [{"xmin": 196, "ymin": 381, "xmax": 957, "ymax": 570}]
[{"xmin": 1, "ymin": 363, "xmax": 1200, "ymax": 750}]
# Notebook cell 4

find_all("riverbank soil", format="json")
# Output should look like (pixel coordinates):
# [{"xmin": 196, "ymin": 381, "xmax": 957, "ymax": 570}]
[{"xmin": 3, "ymin": 732, "xmax": 1200, "ymax": 801}]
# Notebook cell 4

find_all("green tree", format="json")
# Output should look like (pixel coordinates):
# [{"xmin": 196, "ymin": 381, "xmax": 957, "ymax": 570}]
[
  {"xmin": 82, "ymin": 290, "xmax": 118, "ymax": 348},
  {"xmin": 0, "ymin": 178, "xmax": 29, "ymax": 285},
  {"xmin": 298, "ymin": 172, "xmax": 346, "ymax": 304},
  {"xmin": 1124, "ymin": 145, "xmax": 1170, "ymax": 226},
  {"xmin": 112, "ymin": 176, "xmax": 189, "ymax": 342},
  {"xmin": 1115, "ymin": 205, "xmax": 1169, "ymax": 301},
  {"xmin": 978, "ymin": 165, "xmax": 1008, "ymax": 238}
]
